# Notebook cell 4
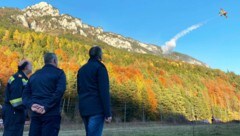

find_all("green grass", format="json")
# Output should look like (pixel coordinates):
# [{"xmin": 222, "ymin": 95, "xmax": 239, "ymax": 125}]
[
  {"xmin": 0, "ymin": 123, "xmax": 240, "ymax": 136},
  {"xmin": 101, "ymin": 123, "xmax": 240, "ymax": 136}
]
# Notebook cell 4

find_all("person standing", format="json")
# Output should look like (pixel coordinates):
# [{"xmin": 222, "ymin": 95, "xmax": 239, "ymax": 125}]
[
  {"xmin": 3, "ymin": 60, "xmax": 32, "ymax": 136},
  {"xmin": 22, "ymin": 53, "xmax": 66, "ymax": 136},
  {"xmin": 77, "ymin": 46, "xmax": 112, "ymax": 136}
]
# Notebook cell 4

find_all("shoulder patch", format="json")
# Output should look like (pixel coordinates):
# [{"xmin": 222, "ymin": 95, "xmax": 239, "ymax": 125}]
[
  {"xmin": 22, "ymin": 78, "xmax": 28, "ymax": 86},
  {"xmin": 8, "ymin": 76, "xmax": 15, "ymax": 84}
]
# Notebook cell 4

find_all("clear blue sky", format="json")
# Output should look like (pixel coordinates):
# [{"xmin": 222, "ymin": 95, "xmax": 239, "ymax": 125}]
[{"xmin": 1, "ymin": 0, "xmax": 240, "ymax": 74}]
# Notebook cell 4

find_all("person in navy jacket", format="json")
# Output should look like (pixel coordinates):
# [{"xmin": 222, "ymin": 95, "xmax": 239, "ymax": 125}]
[
  {"xmin": 77, "ymin": 46, "xmax": 112, "ymax": 136},
  {"xmin": 23, "ymin": 53, "xmax": 66, "ymax": 136},
  {"xmin": 3, "ymin": 60, "xmax": 32, "ymax": 136}
]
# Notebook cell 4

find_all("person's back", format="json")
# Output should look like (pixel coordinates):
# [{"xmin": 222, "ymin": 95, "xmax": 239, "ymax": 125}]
[
  {"xmin": 23, "ymin": 53, "xmax": 66, "ymax": 136},
  {"xmin": 28, "ymin": 64, "xmax": 65, "ymax": 116},
  {"xmin": 78, "ymin": 58, "xmax": 109, "ymax": 116},
  {"xmin": 77, "ymin": 46, "xmax": 112, "ymax": 136}
]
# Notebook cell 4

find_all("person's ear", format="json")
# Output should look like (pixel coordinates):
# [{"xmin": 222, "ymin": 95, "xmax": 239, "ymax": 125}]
[{"xmin": 53, "ymin": 59, "xmax": 56, "ymax": 64}]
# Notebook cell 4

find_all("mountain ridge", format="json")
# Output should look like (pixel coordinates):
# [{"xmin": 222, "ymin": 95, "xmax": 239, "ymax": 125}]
[{"xmin": 1, "ymin": 2, "xmax": 208, "ymax": 67}]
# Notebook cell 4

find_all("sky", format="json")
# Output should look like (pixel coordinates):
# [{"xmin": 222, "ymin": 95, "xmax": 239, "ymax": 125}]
[{"xmin": 1, "ymin": 0, "xmax": 240, "ymax": 74}]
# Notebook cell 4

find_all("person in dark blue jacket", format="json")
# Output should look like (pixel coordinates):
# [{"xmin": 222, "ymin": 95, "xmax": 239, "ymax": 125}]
[
  {"xmin": 77, "ymin": 46, "xmax": 112, "ymax": 136},
  {"xmin": 2, "ymin": 60, "xmax": 32, "ymax": 136},
  {"xmin": 22, "ymin": 53, "xmax": 66, "ymax": 136}
]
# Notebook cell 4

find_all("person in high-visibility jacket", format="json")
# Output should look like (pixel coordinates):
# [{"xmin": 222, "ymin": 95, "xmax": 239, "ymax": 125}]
[{"xmin": 2, "ymin": 60, "xmax": 32, "ymax": 136}]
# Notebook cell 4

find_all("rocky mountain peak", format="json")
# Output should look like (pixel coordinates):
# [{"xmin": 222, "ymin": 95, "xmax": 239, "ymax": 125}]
[
  {"xmin": 23, "ymin": 2, "xmax": 59, "ymax": 17},
  {"xmin": 2, "ymin": 2, "xmax": 208, "ymax": 67}
]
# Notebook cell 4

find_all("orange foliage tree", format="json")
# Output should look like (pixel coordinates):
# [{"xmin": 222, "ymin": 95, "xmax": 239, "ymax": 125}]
[{"xmin": 0, "ymin": 46, "xmax": 19, "ymax": 85}]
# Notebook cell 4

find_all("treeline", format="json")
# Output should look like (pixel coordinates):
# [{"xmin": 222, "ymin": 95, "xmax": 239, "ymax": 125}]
[{"xmin": 0, "ymin": 27, "xmax": 240, "ymax": 123}]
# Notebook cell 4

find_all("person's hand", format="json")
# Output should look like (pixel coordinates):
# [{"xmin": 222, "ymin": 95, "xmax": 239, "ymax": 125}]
[
  {"xmin": 105, "ymin": 116, "xmax": 112, "ymax": 123},
  {"xmin": 31, "ymin": 104, "xmax": 46, "ymax": 114}
]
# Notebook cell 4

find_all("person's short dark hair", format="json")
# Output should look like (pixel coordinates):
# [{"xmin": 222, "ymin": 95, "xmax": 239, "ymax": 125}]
[
  {"xmin": 44, "ymin": 53, "xmax": 57, "ymax": 64},
  {"xmin": 89, "ymin": 46, "xmax": 102, "ymax": 60},
  {"xmin": 18, "ymin": 61, "xmax": 29, "ymax": 71}
]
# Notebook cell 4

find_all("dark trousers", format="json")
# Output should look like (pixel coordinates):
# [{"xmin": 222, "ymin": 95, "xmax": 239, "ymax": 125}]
[
  {"xmin": 81, "ymin": 114, "xmax": 105, "ymax": 136},
  {"xmin": 29, "ymin": 115, "xmax": 61, "ymax": 136},
  {"xmin": 2, "ymin": 105, "xmax": 25, "ymax": 136}
]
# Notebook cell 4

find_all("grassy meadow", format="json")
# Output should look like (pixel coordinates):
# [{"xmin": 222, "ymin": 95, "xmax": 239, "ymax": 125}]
[{"xmin": 1, "ymin": 122, "xmax": 238, "ymax": 136}]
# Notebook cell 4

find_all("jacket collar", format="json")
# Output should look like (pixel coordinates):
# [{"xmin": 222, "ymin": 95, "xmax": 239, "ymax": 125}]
[
  {"xmin": 88, "ymin": 57, "xmax": 100, "ymax": 62},
  {"xmin": 44, "ymin": 64, "xmax": 57, "ymax": 68},
  {"xmin": 18, "ymin": 70, "xmax": 28, "ymax": 79}
]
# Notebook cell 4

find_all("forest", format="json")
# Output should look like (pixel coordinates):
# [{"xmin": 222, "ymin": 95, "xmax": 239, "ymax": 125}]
[{"xmin": 0, "ymin": 26, "xmax": 240, "ymax": 123}]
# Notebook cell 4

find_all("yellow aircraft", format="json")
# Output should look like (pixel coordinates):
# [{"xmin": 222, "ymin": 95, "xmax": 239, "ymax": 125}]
[{"xmin": 219, "ymin": 8, "xmax": 228, "ymax": 18}]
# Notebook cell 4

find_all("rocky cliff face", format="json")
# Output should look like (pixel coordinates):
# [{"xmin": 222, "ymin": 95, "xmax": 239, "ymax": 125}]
[{"xmin": 7, "ymin": 2, "xmax": 207, "ymax": 67}]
